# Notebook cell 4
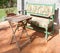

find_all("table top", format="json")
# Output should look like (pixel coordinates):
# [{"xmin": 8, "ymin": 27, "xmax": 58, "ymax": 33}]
[{"xmin": 6, "ymin": 14, "xmax": 32, "ymax": 22}]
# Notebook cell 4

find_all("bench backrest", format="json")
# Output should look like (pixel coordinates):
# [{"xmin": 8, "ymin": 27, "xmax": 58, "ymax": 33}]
[{"xmin": 26, "ymin": 2, "xmax": 55, "ymax": 18}]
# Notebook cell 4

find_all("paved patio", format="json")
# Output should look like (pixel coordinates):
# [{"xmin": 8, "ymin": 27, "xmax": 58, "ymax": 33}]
[{"xmin": 0, "ymin": 21, "xmax": 60, "ymax": 53}]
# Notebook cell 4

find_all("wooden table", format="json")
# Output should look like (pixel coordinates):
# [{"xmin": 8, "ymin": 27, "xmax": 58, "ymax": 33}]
[{"xmin": 6, "ymin": 14, "xmax": 32, "ymax": 51}]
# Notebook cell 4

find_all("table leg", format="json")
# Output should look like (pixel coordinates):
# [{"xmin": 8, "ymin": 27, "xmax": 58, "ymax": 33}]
[
  {"xmin": 24, "ymin": 28, "xmax": 31, "ymax": 42},
  {"xmin": 19, "ymin": 28, "xmax": 30, "ymax": 39},
  {"xmin": 19, "ymin": 28, "xmax": 24, "ymax": 39},
  {"xmin": 10, "ymin": 24, "xmax": 18, "ymax": 44},
  {"xmin": 12, "ymin": 32, "xmax": 20, "ymax": 51},
  {"xmin": 19, "ymin": 21, "xmax": 31, "ymax": 44},
  {"xmin": 9, "ymin": 22, "xmax": 21, "ymax": 51}
]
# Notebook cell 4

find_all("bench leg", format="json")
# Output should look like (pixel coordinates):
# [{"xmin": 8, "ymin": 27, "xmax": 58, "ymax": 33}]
[
  {"xmin": 45, "ymin": 27, "xmax": 48, "ymax": 40},
  {"xmin": 52, "ymin": 24, "xmax": 54, "ymax": 33}
]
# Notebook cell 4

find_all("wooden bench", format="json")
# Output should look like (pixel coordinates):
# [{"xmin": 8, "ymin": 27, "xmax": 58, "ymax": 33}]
[{"xmin": 25, "ymin": 2, "xmax": 55, "ymax": 40}]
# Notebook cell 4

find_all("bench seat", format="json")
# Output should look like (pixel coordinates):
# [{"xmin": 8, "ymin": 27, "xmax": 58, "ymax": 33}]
[{"xmin": 30, "ymin": 16, "xmax": 53, "ymax": 28}]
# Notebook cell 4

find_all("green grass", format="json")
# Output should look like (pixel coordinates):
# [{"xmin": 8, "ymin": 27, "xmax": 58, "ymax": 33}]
[
  {"xmin": 0, "ymin": 7, "xmax": 17, "ymax": 22},
  {"xmin": 0, "ymin": 9, "xmax": 6, "ymax": 18}
]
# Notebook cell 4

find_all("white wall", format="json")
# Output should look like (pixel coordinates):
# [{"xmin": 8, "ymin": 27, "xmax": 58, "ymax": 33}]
[
  {"xmin": 17, "ymin": 0, "xmax": 21, "ymax": 10},
  {"xmin": 17, "ymin": 0, "xmax": 22, "ymax": 14}
]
